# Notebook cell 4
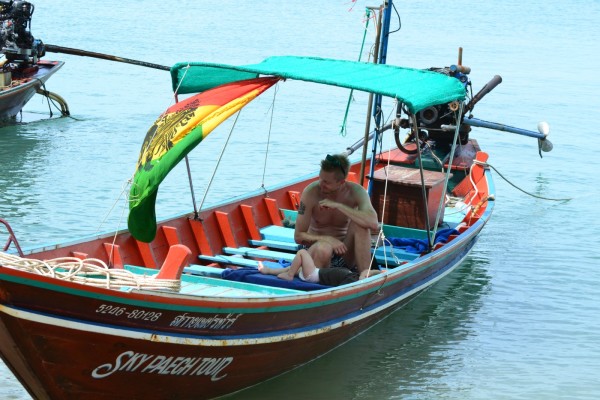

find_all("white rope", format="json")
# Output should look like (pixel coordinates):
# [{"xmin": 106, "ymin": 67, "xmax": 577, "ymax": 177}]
[{"xmin": 0, "ymin": 252, "xmax": 180, "ymax": 292}]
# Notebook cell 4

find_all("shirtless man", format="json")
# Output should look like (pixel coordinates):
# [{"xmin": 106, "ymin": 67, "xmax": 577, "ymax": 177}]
[{"xmin": 294, "ymin": 153, "xmax": 379, "ymax": 277}]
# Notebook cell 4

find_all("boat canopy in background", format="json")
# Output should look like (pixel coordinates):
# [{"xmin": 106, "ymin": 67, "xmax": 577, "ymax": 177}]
[
  {"xmin": 128, "ymin": 77, "xmax": 279, "ymax": 242},
  {"xmin": 170, "ymin": 56, "xmax": 466, "ymax": 113}
]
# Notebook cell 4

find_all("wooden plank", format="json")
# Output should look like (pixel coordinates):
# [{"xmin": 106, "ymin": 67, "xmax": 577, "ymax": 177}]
[
  {"xmin": 198, "ymin": 254, "xmax": 261, "ymax": 268},
  {"xmin": 381, "ymin": 224, "xmax": 432, "ymax": 240},
  {"xmin": 183, "ymin": 264, "xmax": 225, "ymax": 278},
  {"xmin": 223, "ymin": 247, "xmax": 295, "ymax": 262},
  {"xmin": 260, "ymin": 225, "xmax": 295, "ymax": 243},
  {"xmin": 249, "ymin": 239, "xmax": 301, "ymax": 252},
  {"xmin": 373, "ymin": 245, "xmax": 420, "ymax": 261}
]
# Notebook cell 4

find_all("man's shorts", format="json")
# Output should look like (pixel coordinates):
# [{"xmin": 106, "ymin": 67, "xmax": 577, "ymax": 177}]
[{"xmin": 318, "ymin": 267, "xmax": 359, "ymax": 287}]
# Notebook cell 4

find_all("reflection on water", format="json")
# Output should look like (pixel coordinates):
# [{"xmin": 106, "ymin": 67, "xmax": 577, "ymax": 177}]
[
  {"xmin": 0, "ymin": 125, "xmax": 51, "ymax": 219},
  {"xmin": 224, "ymin": 256, "xmax": 491, "ymax": 400}
]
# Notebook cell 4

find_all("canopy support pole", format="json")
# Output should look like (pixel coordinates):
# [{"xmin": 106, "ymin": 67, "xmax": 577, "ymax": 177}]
[
  {"xmin": 184, "ymin": 156, "xmax": 199, "ymax": 220},
  {"xmin": 172, "ymin": 93, "xmax": 199, "ymax": 220},
  {"xmin": 431, "ymin": 102, "xmax": 465, "ymax": 239},
  {"xmin": 411, "ymin": 116, "xmax": 434, "ymax": 252}
]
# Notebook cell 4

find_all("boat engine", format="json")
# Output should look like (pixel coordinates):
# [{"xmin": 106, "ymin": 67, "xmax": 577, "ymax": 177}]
[
  {"xmin": 416, "ymin": 66, "xmax": 471, "ymax": 147},
  {"xmin": 0, "ymin": 0, "xmax": 45, "ymax": 67}
]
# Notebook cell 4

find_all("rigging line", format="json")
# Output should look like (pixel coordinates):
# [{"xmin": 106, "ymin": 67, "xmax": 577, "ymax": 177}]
[
  {"xmin": 107, "ymin": 190, "xmax": 131, "ymax": 267},
  {"xmin": 340, "ymin": 7, "xmax": 372, "ymax": 136},
  {"xmin": 260, "ymin": 82, "xmax": 279, "ymax": 189},
  {"xmin": 483, "ymin": 162, "xmax": 572, "ymax": 202},
  {"xmin": 432, "ymin": 102, "xmax": 465, "ymax": 239},
  {"xmin": 91, "ymin": 180, "xmax": 131, "ymax": 266},
  {"xmin": 364, "ymin": 172, "xmax": 394, "ymax": 310},
  {"xmin": 95, "ymin": 179, "xmax": 131, "ymax": 234},
  {"xmin": 372, "ymin": 109, "xmax": 407, "ymax": 272},
  {"xmin": 197, "ymin": 110, "xmax": 243, "ymax": 212},
  {"xmin": 388, "ymin": 1, "xmax": 402, "ymax": 34}
]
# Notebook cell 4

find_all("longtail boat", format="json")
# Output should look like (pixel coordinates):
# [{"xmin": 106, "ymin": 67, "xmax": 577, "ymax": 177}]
[
  {"xmin": 0, "ymin": 1, "xmax": 68, "ymax": 122},
  {"xmin": 0, "ymin": 2, "xmax": 551, "ymax": 399}
]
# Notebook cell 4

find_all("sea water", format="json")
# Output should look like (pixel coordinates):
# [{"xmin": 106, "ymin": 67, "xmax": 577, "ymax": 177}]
[{"xmin": 1, "ymin": 0, "xmax": 599, "ymax": 399}]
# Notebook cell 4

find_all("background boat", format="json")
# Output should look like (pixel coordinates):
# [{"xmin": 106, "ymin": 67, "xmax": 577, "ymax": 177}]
[
  {"xmin": 0, "ymin": 59, "xmax": 64, "ymax": 120},
  {"xmin": 0, "ymin": 0, "xmax": 598, "ymax": 399},
  {"xmin": 0, "ymin": 0, "xmax": 67, "ymax": 123}
]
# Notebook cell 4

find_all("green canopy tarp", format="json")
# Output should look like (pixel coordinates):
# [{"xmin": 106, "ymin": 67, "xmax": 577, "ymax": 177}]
[{"xmin": 170, "ymin": 56, "xmax": 466, "ymax": 114}]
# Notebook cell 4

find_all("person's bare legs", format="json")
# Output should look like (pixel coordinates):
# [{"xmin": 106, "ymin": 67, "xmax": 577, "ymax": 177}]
[
  {"xmin": 258, "ymin": 249, "xmax": 316, "ymax": 281},
  {"xmin": 344, "ymin": 221, "xmax": 372, "ymax": 275},
  {"xmin": 294, "ymin": 249, "xmax": 318, "ymax": 281},
  {"xmin": 307, "ymin": 241, "xmax": 334, "ymax": 268},
  {"xmin": 279, "ymin": 249, "xmax": 316, "ymax": 281},
  {"xmin": 258, "ymin": 261, "xmax": 290, "ymax": 276}
]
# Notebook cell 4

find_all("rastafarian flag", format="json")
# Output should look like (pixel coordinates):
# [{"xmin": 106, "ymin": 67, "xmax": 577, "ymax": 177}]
[{"xmin": 128, "ymin": 77, "xmax": 279, "ymax": 242}]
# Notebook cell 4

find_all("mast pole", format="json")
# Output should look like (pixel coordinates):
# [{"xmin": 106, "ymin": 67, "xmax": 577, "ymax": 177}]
[
  {"xmin": 359, "ymin": 5, "xmax": 383, "ymax": 187},
  {"xmin": 367, "ymin": 0, "xmax": 394, "ymax": 194}
]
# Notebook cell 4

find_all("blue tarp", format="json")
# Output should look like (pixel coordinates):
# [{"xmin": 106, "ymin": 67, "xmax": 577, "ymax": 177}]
[
  {"xmin": 388, "ymin": 228, "xmax": 458, "ymax": 253},
  {"xmin": 221, "ymin": 264, "xmax": 329, "ymax": 291}
]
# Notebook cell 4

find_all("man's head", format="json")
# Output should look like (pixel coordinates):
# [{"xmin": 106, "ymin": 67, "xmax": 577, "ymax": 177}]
[
  {"xmin": 321, "ymin": 154, "xmax": 349, "ymax": 180},
  {"xmin": 319, "ymin": 154, "xmax": 350, "ymax": 194}
]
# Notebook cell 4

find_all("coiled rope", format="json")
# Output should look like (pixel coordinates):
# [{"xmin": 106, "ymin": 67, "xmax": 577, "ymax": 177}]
[{"xmin": 0, "ymin": 252, "xmax": 180, "ymax": 292}]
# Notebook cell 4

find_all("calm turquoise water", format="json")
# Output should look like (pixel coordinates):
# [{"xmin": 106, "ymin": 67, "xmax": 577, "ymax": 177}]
[{"xmin": 1, "ymin": 1, "xmax": 599, "ymax": 399}]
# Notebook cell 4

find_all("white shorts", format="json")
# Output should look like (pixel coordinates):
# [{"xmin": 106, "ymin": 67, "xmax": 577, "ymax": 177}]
[{"xmin": 299, "ymin": 267, "xmax": 320, "ymax": 283}]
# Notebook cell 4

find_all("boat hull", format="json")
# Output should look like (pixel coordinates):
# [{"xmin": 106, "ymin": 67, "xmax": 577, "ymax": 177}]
[
  {"xmin": 0, "ymin": 60, "xmax": 64, "ymax": 120},
  {"xmin": 0, "ymin": 141, "xmax": 494, "ymax": 399},
  {"xmin": 0, "ymin": 219, "xmax": 483, "ymax": 399}
]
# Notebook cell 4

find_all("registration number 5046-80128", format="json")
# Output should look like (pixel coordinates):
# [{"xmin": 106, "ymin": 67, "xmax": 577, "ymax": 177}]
[{"xmin": 96, "ymin": 304, "xmax": 162, "ymax": 322}]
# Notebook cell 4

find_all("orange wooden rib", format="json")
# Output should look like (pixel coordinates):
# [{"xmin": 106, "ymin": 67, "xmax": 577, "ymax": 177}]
[
  {"xmin": 240, "ymin": 205, "xmax": 261, "ymax": 241},
  {"xmin": 264, "ymin": 198, "xmax": 282, "ymax": 226},
  {"xmin": 347, "ymin": 171, "xmax": 359, "ymax": 183},
  {"xmin": 71, "ymin": 251, "xmax": 88, "ymax": 260},
  {"xmin": 188, "ymin": 219, "xmax": 213, "ymax": 256},
  {"xmin": 103, "ymin": 243, "xmax": 124, "ymax": 269},
  {"xmin": 215, "ymin": 211, "xmax": 237, "ymax": 248},
  {"xmin": 135, "ymin": 240, "xmax": 157, "ymax": 269},
  {"xmin": 287, "ymin": 191, "xmax": 301, "ymax": 210},
  {"xmin": 162, "ymin": 226, "xmax": 181, "ymax": 246}
]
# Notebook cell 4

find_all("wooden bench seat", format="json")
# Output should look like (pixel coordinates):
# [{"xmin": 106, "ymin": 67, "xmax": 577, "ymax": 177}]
[{"xmin": 223, "ymin": 246, "xmax": 296, "ymax": 262}]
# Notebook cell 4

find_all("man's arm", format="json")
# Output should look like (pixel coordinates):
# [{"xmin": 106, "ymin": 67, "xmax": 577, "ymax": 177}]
[{"xmin": 318, "ymin": 184, "xmax": 379, "ymax": 230}]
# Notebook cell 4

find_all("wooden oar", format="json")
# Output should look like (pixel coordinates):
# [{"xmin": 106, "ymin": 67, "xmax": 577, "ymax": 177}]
[{"xmin": 44, "ymin": 44, "xmax": 170, "ymax": 71}]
